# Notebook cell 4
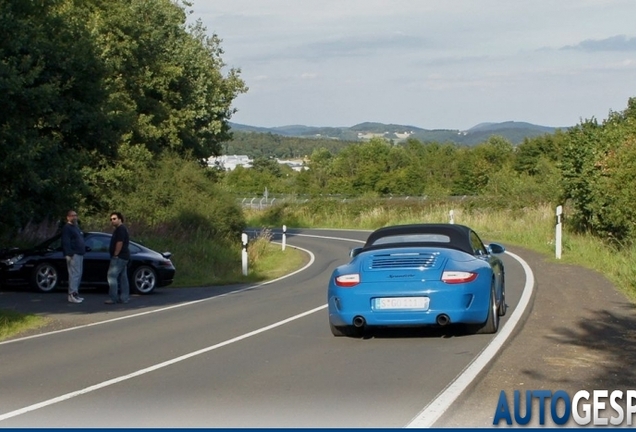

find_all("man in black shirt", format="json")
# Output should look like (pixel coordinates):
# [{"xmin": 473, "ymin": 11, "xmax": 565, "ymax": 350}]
[{"xmin": 106, "ymin": 212, "xmax": 130, "ymax": 304}]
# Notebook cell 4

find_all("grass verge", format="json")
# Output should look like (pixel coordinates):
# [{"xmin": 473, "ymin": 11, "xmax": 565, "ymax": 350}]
[
  {"xmin": 0, "ymin": 310, "xmax": 47, "ymax": 341},
  {"xmin": 246, "ymin": 200, "xmax": 636, "ymax": 303}
]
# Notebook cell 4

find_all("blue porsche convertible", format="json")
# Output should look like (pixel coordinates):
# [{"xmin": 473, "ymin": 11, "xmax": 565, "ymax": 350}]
[{"xmin": 327, "ymin": 223, "xmax": 506, "ymax": 337}]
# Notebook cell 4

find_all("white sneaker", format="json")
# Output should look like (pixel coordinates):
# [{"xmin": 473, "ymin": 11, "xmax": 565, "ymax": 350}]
[{"xmin": 68, "ymin": 293, "xmax": 83, "ymax": 303}]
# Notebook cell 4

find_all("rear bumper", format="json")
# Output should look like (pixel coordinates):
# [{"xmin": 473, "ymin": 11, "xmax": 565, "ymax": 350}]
[
  {"xmin": 156, "ymin": 268, "xmax": 175, "ymax": 287},
  {"xmin": 328, "ymin": 282, "xmax": 490, "ymax": 327}
]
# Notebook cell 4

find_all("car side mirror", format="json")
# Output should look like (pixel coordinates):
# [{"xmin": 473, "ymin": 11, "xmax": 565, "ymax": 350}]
[
  {"xmin": 487, "ymin": 243, "xmax": 506, "ymax": 255},
  {"xmin": 350, "ymin": 247, "xmax": 363, "ymax": 258},
  {"xmin": 85, "ymin": 246, "xmax": 92, "ymax": 252}
]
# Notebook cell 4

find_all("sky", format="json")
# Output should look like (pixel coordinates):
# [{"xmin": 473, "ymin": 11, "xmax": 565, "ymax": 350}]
[{"xmin": 189, "ymin": 0, "xmax": 636, "ymax": 131}]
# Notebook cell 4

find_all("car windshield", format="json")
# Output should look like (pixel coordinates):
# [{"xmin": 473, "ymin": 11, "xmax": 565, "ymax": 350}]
[
  {"xmin": 34, "ymin": 235, "xmax": 62, "ymax": 251},
  {"xmin": 371, "ymin": 233, "xmax": 451, "ymax": 245}
]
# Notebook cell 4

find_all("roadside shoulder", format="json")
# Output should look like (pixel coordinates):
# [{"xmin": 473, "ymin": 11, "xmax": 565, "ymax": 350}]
[{"xmin": 435, "ymin": 245, "xmax": 636, "ymax": 427}]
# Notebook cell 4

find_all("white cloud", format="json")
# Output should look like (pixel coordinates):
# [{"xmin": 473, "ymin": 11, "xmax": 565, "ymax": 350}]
[{"xmin": 561, "ymin": 35, "xmax": 636, "ymax": 52}]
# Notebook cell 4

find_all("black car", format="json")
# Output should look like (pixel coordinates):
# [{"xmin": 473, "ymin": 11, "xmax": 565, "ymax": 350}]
[{"xmin": 0, "ymin": 232, "xmax": 176, "ymax": 294}]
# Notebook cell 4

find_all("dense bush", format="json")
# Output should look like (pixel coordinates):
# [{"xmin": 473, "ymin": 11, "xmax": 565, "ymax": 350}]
[
  {"xmin": 83, "ymin": 150, "xmax": 245, "ymax": 240},
  {"xmin": 560, "ymin": 98, "xmax": 636, "ymax": 243}
]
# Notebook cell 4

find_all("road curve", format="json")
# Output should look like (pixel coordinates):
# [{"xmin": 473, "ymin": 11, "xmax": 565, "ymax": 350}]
[{"xmin": 0, "ymin": 228, "xmax": 535, "ymax": 427}]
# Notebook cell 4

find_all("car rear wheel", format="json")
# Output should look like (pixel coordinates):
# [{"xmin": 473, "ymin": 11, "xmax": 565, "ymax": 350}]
[
  {"xmin": 472, "ymin": 284, "xmax": 499, "ymax": 334},
  {"xmin": 30, "ymin": 262, "xmax": 59, "ymax": 293},
  {"xmin": 132, "ymin": 265, "xmax": 157, "ymax": 294}
]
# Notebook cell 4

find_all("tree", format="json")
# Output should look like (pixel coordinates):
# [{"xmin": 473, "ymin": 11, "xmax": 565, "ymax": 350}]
[
  {"xmin": 87, "ymin": 0, "xmax": 247, "ymax": 161},
  {"xmin": 514, "ymin": 132, "xmax": 564, "ymax": 176},
  {"xmin": 0, "ymin": 0, "xmax": 114, "ymax": 230},
  {"xmin": 560, "ymin": 97, "xmax": 636, "ymax": 241},
  {"xmin": 301, "ymin": 148, "xmax": 333, "ymax": 194},
  {"xmin": 0, "ymin": 0, "xmax": 248, "ymax": 235},
  {"xmin": 251, "ymin": 157, "xmax": 283, "ymax": 177},
  {"xmin": 329, "ymin": 138, "xmax": 393, "ymax": 195},
  {"xmin": 451, "ymin": 137, "xmax": 514, "ymax": 196}
]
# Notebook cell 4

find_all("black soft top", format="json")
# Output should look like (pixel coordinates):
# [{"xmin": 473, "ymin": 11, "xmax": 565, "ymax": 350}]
[{"xmin": 364, "ymin": 223, "xmax": 474, "ymax": 255}]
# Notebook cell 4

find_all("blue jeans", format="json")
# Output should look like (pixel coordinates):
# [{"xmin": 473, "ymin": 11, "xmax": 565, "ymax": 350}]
[
  {"xmin": 65, "ymin": 254, "xmax": 83, "ymax": 295},
  {"xmin": 107, "ymin": 258, "xmax": 129, "ymax": 303}
]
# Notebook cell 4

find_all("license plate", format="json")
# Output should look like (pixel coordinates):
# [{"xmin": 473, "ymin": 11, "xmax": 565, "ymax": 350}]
[{"xmin": 375, "ymin": 297, "xmax": 429, "ymax": 310}]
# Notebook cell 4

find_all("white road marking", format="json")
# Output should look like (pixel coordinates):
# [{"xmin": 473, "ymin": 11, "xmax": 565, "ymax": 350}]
[
  {"xmin": 290, "ymin": 233, "xmax": 366, "ymax": 243},
  {"xmin": 0, "ymin": 242, "xmax": 326, "ymax": 421},
  {"xmin": 405, "ymin": 250, "xmax": 535, "ymax": 428},
  {"xmin": 0, "ymin": 303, "xmax": 327, "ymax": 422},
  {"xmin": 0, "ymin": 232, "xmax": 533, "ymax": 427},
  {"xmin": 0, "ymin": 243, "xmax": 316, "ymax": 346},
  {"xmin": 296, "ymin": 231, "xmax": 534, "ymax": 427}
]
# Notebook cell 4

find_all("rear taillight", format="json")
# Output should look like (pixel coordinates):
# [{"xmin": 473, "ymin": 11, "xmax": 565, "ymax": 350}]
[
  {"xmin": 335, "ymin": 273, "xmax": 360, "ymax": 287},
  {"xmin": 441, "ymin": 271, "xmax": 477, "ymax": 284}
]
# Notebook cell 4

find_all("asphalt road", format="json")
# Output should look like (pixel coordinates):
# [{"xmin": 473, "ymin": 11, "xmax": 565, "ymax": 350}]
[{"xmin": 2, "ymin": 228, "xmax": 631, "ymax": 427}]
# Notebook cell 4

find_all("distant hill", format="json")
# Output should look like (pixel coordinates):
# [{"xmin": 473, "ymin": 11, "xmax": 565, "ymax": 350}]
[
  {"xmin": 229, "ymin": 120, "xmax": 569, "ymax": 146},
  {"xmin": 468, "ymin": 121, "xmax": 555, "ymax": 133}
]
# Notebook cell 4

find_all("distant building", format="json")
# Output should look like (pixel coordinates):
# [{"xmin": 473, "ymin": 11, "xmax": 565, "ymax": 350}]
[
  {"xmin": 277, "ymin": 159, "xmax": 307, "ymax": 172},
  {"xmin": 207, "ymin": 155, "xmax": 308, "ymax": 172},
  {"xmin": 357, "ymin": 132, "xmax": 386, "ymax": 140},
  {"xmin": 207, "ymin": 155, "xmax": 252, "ymax": 170},
  {"xmin": 394, "ymin": 131, "xmax": 413, "ymax": 139}
]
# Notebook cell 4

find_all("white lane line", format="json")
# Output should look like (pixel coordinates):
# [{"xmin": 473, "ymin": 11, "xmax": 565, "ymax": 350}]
[
  {"xmin": 0, "ymin": 303, "xmax": 327, "ymax": 422},
  {"xmin": 0, "ymin": 237, "xmax": 337, "ymax": 420},
  {"xmin": 405, "ymin": 250, "xmax": 535, "ymax": 428},
  {"xmin": 272, "ymin": 232, "xmax": 534, "ymax": 428},
  {"xmin": 1, "ymin": 232, "xmax": 533, "ymax": 427},
  {"xmin": 0, "ymin": 244, "xmax": 316, "ymax": 346},
  {"xmin": 290, "ymin": 233, "xmax": 366, "ymax": 243}
]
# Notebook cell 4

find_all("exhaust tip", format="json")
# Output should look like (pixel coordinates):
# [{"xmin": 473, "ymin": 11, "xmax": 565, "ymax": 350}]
[
  {"xmin": 436, "ymin": 314, "xmax": 450, "ymax": 326},
  {"xmin": 353, "ymin": 316, "xmax": 366, "ymax": 328}
]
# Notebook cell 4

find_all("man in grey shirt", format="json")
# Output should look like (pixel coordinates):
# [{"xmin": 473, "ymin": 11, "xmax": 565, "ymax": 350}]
[{"xmin": 61, "ymin": 210, "xmax": 85, "ymax": 303}]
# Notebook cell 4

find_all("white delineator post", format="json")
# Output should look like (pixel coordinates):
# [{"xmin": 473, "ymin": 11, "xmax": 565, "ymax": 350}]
[
  {"xmin": 449, "ymin": 210, "xmax": 454, "ymax": 224},
  {"xmin": 555, "ymin": 205, "xmax": 563, "ymax": 259},
  {"xmin": 282, "ymin": 225, "xmax": 287, "ymax": 251},
  {"xmin": 241, "ymin": 232, "xmax": 248, "ymax": 275}
]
